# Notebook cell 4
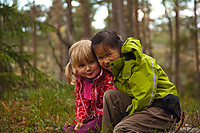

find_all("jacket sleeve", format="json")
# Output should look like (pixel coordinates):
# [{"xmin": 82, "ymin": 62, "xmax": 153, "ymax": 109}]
[{"xmin": 74, "ymin": 82, "xmax": 90, "ymax": 126}]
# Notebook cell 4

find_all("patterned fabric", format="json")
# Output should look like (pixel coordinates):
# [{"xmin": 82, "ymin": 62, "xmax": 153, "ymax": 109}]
[{"xmin": 74, "ymin": 68, "xmax": 118, "ymax": 126}]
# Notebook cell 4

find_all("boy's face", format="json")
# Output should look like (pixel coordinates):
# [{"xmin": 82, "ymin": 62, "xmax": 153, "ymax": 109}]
[{"xmin": 94, "ymin": 44, "xmax": 120, "ymax": 72}]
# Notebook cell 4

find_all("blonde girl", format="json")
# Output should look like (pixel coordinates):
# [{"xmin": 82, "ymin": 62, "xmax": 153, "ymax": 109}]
[{"xmin": 63, "ymin": 40, "xmax": 118, "ymax": 133}]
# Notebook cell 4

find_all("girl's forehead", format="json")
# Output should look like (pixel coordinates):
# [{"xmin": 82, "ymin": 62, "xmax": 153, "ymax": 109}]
[{"xmin": 75, "ymin": 56, "xmax": 95, "ymax": 64}]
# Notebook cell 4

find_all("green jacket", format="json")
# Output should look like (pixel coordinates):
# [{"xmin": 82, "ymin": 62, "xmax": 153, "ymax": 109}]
[{"xmin": 110, "ymin": 37, "xmax": 181, "ymax": 121}]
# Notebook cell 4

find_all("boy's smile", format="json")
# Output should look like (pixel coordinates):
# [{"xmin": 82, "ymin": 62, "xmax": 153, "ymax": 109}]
[{"xmin": 94, "ymin": 44, "xmax": 120, "ymax": 72}]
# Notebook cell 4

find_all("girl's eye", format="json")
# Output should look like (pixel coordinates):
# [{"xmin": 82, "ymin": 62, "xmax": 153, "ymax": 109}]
[{"xmin": 78, "ymin": 64, "xmax": 85, "ymax": 68}]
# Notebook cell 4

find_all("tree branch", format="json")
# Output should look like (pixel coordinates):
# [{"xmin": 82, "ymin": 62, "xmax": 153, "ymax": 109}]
[
  {"xmin": 44, "ymin": 22, "xmax": 71, "ymax": 48},
  {"xmin": 48, "ymin": 41, "xmax": 64, "ymax": 72}
]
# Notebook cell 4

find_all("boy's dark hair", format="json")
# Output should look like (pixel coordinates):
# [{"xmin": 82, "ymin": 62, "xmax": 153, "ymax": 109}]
[{"xmin": 91, "ymin": 30, "xmax": 123, "ymax": 53}]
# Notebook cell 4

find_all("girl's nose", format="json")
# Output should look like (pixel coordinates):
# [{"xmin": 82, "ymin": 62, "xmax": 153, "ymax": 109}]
[{"xmin": 85, "ymin": 65, "xmax": 91, "ymax": 71}]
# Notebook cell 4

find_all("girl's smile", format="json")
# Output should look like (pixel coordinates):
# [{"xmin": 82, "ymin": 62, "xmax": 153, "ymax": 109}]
[{"xmin": 94, "ymin": 44, "xmax": 120, "ymax": 72}]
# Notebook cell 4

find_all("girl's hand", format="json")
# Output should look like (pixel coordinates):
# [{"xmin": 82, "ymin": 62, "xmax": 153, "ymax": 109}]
[{"xmin": 74, "ymin": 123, "xmax": 83, "ymax": 130}]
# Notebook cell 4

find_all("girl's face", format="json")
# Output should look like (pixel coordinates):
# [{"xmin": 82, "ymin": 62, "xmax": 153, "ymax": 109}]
[
  {"xmin": 75, "ymin": 59, "xmax": 100, "ymax": 79},
  {"xmin": 94, "ymin": 44, "xmax": 120, "ymax": 72}
]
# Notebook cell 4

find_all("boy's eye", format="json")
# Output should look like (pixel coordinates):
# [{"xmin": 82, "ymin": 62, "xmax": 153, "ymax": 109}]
[
  {"xmin": 89, "ymin": 60, "xmax": 95, "ymax": 64},
  {"xmin": 97, "ymin": 57, "xmax": 103, "ymax": 60},
  {"xmin": 107, "ymin": 53, "xmax": 112, "ymax": 57},
  {"xmin": 97, "ymin": 57, "xmax": 102, "ymax": 60}
]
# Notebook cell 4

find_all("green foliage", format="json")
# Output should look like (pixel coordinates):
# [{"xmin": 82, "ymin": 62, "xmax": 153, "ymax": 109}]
[
  {"xmin": 0, "ymin": 3, "xmax": 55, "ymax": 41},
  {"xmin": 179, "ymin": 94, "xmax": 200, "ymax": 129},
  {"xmin": 0, "ymin": 83, "xmax": 75, "ymax": 132},
  {"xmin": 0, "ymin": 4, "xmax": 76, "ymax": 132},
  {"xmin": 0, "ymin": 42, "xmax": 43, "ymax": 96},
  {"xmin": 0, "ymin": 3, "xmax": 57, "ymax": 97},
  {"xmin": 0, "ymin": 4, "xmax": 32, "ymax": 40}
]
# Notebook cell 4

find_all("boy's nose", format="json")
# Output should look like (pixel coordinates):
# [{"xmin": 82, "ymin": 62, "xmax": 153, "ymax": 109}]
[{"xmin": 104, "ymin": 58, "xmax": 110, "ymax": 65}]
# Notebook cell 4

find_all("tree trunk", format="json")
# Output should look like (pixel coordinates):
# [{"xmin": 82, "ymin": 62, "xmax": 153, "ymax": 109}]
[
  {"xmin": 141, "ymin": 0, "xmax": 147, "ymax": 53},
  {"xmin": 110, "ymin": 0, "xmax": 119, "ymax": 32},
  {"xmin": 146, "ymin": 1, "xmax": 152, "ymax": 56},
  {"xmin": 32, "ymin": 1, "xmax": 37, "ymax": 68},
  {"xmin": 65, "ymin": 0, "xmax": 74, "ymax": 78},
  {"xmin": 65, "ymin": 0, "xmax": 74, "ymax": 42},
  {"xmin": 58, "ymin": 36, "xmax": 64, "ymax": 81},
  {"xmin": 194, "ymin": 0, "xmax": 200, "ymax": 94},
  {"xmin": 162, "ymin": 0, "xmax": 174, "ymax": 81},
  {"xmin": 126, "ymin": 0, "xmax": 133, "ymax": 37},
  {"xmin": 117, "ymin": 0, "xmax": 127, "ymax": 39},
  {"xmin": 105, "ymin": 1, "xmax": 112, "ymax": 30},
  {"xmin": 80, "ymin": 0, "xmax": 91, "ymax": 38},
  {"xmin": 175, "ymin": 0, "xmax": 181, "ymax": 91},
  {"xmin": 133, "ymin": 0, "xmax": 139, "ymax": 38}
]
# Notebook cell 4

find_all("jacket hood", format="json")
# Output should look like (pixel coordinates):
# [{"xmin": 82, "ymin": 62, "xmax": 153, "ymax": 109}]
[
  {"xmin": 121, "ymin": 37, "xmax": 143, "ymax": 64},
  {"xmin": 110, "ymin": 37, "xmax": 143, "ymax": 80}
]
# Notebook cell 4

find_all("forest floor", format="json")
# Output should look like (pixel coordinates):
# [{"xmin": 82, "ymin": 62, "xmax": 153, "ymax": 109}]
[{"xmin": 0, "ymin": 84, "xmax": 200, "ymax": 132}]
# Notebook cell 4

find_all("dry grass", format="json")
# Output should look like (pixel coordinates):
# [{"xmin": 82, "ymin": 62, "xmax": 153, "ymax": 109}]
[{"xmin": 0, "ymin": 86, "xmax": 199, "ymax": 132}]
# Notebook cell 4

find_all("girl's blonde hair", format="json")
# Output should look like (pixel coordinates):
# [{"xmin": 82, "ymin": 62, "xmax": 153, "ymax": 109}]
[{"xmin": 65, "ymin": 40, "xmax": 95, "ymax": 84}]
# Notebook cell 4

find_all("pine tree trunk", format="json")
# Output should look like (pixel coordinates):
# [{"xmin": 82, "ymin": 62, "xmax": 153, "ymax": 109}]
[
  {"xmin": 117, "ymin": 0, "xmax": 127, "ymax": 39},
  {"xmin": 162, "ymin": 0, "xmax": 174, "ymax": 81},
  {"xmin": 80, "ymin": 0, "xmax": 91, "ymax": 38},
  {"xmin": 65, "ymin": 0, "xmax": 74, "ymax": 42},
  {"xmin": 141, "ymin": 0, "xmax": 147, "ymax": 54},
  {"xmin": 126, "ymin": 0, "xmax": 133, "ymax": 36},
  {"xmin": 58, "ymin": 38, "xmax": 63, "ymax": 81},
  {"xmin": 133, "ymin": 0, "xmax": 139, "ymax": 38},
  {"xmin": 111, "ymin": 0, "xmax": 119, "ymax": 32},
  {"xmin": 175, "ymin": 0, "xmax": 181, "ymax": 91},
  {"xmin": 146, "ymin": 1, "xmax": 152, "ymax": 56},
  {"xmin": 32, "ymin": 2, "xmax": 37, "ymax": 68},
  {"xmin": 194, "ymin": 0, "xmax": 200, "ymax": 94}
]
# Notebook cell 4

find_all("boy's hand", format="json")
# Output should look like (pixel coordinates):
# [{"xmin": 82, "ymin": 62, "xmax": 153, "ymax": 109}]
[{"xmin": 74, "ymin": 123, "xmax": 83, "ymax": 130}]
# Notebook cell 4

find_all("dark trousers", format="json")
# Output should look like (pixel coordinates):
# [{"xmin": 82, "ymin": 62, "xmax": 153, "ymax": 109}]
[{"xmin": 102, "ymin": 89, "xmax": 176, "ymax": 133}]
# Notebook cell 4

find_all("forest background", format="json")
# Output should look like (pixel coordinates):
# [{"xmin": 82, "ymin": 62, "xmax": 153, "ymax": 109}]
[{"xmin": 0, "ymin": 0, "xmax": 200, "ymax": 132}]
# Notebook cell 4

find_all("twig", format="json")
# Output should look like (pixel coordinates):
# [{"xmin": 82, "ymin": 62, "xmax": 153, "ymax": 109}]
[
  {"xmin": 174, "ymin": 111, "xmax": 185, "ymax": 133},
  {"xmin": 187, "ymin": 110, "xmax": 199, "ymax": 133},
  {"xmin": 0, "ymin": 100, "xmax": 10, "ymax": 112}
]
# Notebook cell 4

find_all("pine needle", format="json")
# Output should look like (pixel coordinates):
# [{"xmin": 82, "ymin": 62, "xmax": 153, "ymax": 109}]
[{"xmin": 0, "ymin": 100, "xmax": 10, "ymax": 112}]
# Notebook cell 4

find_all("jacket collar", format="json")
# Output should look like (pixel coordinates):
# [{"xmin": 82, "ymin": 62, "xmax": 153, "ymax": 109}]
[{"xmin": 110, "ymin": 37, "xmax": 143, "ymax": 80}]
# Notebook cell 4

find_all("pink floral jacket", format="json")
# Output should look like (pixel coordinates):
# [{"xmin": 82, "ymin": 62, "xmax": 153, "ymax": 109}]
[{"xmin": 74, "ymin": 68, "xmax": 118, "ymax": 126}]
